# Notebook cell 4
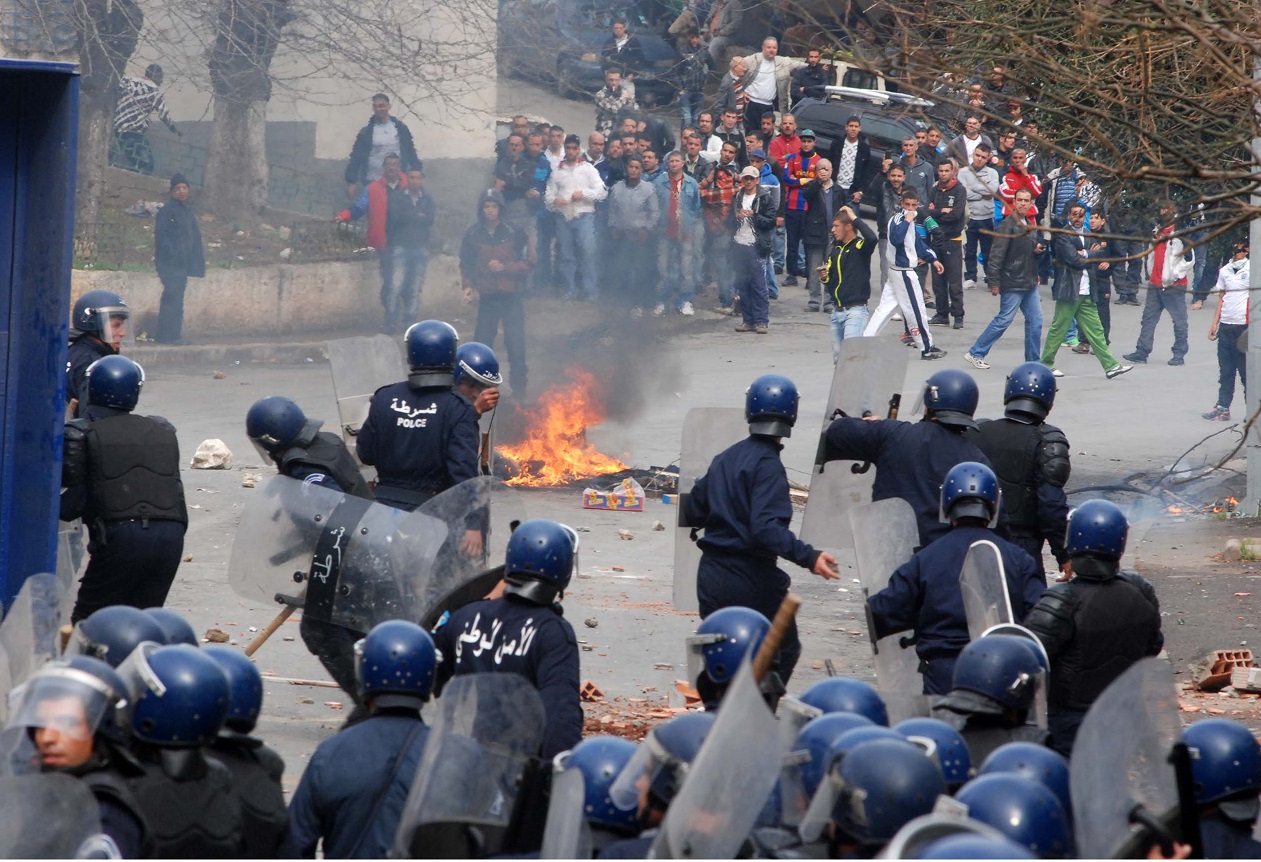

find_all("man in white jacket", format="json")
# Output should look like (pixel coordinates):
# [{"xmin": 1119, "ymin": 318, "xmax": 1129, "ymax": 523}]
[
  {"xmin": 1203, "ymin": 240, "xmax": 1250, "ymax": 421},
  {"xmin": 739, "ymin": 38, "xmax": 804, "ymax": 131},
  {"xmin": 547, "ymin": 133, "xmax": 609, "ymax": 301},
  {"xmin": 1123, "ymin": 202, "xmax": 1195, "ymax": 366}
]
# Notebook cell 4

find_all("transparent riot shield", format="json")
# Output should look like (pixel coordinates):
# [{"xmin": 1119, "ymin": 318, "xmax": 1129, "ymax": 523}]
[
  {"xmin": 652, "ymin": 659, "xmax": 784, "ymax": 859},
  {"xmin": 540, "ymin": 763, "xmax": 594, "ymax": 860},
  {"xmin": 1071, "ymin": 658, "xmax": 1181, "ymax": 859},
  {"xmin": 980, "ymin": 623, "xmax": 1049, "ymax": 730},
  {"xmin": 851, "ymin": 498, "xmax": 929, "ymax": 724},
  {"xmin": 882, "ymin": 813, "xmax": 1014, "ymax": 859},
  {"xmin": 0, "ymin": 572, "xmax": 66, "ymax": 689},
  {"xmin": 0, "ymin": 773, "xmax": 109, "ymax": 857},
  {"xmin": 800, "ymin": 337, "xmax": 909, "ymax": 551},
  {"xmin": 673, "ymin": 408, "xmax": 748, "ymax": 613},
  {"xmin": 56, "ymin": 520, "xmax": 87, "ymax": 597},
  {"xmin": 960, "ymin": 540, "xmax": 1013, "ymax": 642},
  {"xmin": 326, "ymin": 334, "xmax": 407, "ymax": 478},
  {"xmin": 227, "ymin": 475, "xmax": 449, "ymax": 633},
  {"xmin": 392, "ymin": 674, "xmax": 546, "ymax": 859}
]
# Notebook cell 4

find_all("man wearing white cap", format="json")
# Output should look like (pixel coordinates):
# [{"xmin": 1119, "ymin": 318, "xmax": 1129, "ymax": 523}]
[{"xmin": 731, "ymin": 165, "xmax": 777, "ymax": 334}]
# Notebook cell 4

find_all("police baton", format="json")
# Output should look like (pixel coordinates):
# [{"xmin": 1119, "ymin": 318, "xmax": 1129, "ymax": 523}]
[
  {"xmin": 752, "ymin": 592, "xmax": 801, "ymax": 683},
  {"xmin": 851, "ymin": 392, "xmax": 901, "ymax": 474},
  {"xmin": 244, "ymin": 590, "xmax": 305, "ymax": 657}
]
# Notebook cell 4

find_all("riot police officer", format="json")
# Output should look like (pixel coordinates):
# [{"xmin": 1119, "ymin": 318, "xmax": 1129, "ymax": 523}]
[
  {"xmin": 66, "ymin": 289, "xmax": 129, "ymax": 418},
  {"xmin": 357, "ymin": 320, "xmax": 480, "ymax": 515},
  {"xmin": 283, "ymin": 620, "xmax": 436, "ymax": 858},
  {"xmin": 820, "ymin": 368, "xmax": 997, "ymax": 549},
  {"xmin": 61, "ymin": 356, "xmax": 188, "ymax": 622},
  {"xmin": 144, "ymin": 606, "xmax": 199, "ymax": 646},
  {"xmin": 432, "ymin": 518, "xmax": 582, "ymax": 759},
  {"xmin": 1022, "ymin": 499, "xmax": 1163, "ymax": 757},
  {"xmin": 972, "ymin": 362, "xmax": 1072, "ymax": 574},
  {"xmin": 685, "ymin": 606, "xmax": 773, "ymax": 711},
  {"xmin": 66, "ymin": 604, "xmax": 166, "ymax": 667},
  {"xmin": 6, "ymin": 656, "xmax": 152, "ymax": 857},
  {"xmin": 953, "ymin": 773, "xmax": 1073, "ymax": 857},
  {"xmin": 798, "ymin": 677, "xmax": 889, "ymax": 725},
  {"xmin": 933, "ymin": 634, "xmax": 1049, "ymax": 764},
  {"xmin": 247, "ymin": 394, "xmax": 374, "ymax": 706},
  {"xmin": 682, "ymin": 374, "xmax": 840, "ymax": 684},
  {"xmin": 551, "ymin": 736, "xmax": 643, "ymax": 856},
  {"xmin": 454, "ymin": 340, "xmax": 502, "ymax": 417},
  {"xmin": 246, "ymin": 394, "xmax": 373, "ymax": 498},
  {"xmin": 867, "ymin": 461, "xmax": 1044, "ymax": 694},
  {"xmin": 125, "ymin": 644, "xmax": 244, "ymax": 857},
  {"xmin": 1183, "ymin": 718, "xmax": 1261, "ymax": 858},
  {"xmin": 202, "ymin": 645, "xmax": 287, "ymax": 858}
]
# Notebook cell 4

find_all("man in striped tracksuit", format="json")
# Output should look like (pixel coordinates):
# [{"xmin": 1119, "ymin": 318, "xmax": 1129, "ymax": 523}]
[{"xmin": 863, "ymin": 188, "xmax": 948, "ymax": 360}]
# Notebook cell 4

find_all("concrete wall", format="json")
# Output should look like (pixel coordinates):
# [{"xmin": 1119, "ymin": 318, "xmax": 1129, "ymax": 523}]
[{"xmin": 72, "ymin": 254, "xmax": 466, "ymax": 339}]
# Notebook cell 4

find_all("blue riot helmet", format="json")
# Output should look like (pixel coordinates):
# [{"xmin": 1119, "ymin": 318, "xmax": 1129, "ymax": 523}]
[
  {"xmin": 1004, "ymin": 362, "xmax": 1057, "ymax": 422},
  {"xmin": 503, "ymin": 519, "xmax": 576, "ymax": 605},
  {"xmin": 404, "ymin": 319, "xmax": 459, "ymax": 388},
  {"xmin": 354, "ymin": 620, "xmax": 438, "ymax": 707},
  {"xmin": 609, "ymin": 712, "xmax": 715, "ymax": 814},
  {"xmin": 688, "ymin": 607, "xmax": 770, "ymax": 685},
  {"xmin": 67, "ymin": 605, "xmax": 166, "ymax": 668},
  {"xmin": 1065, "ymin": 499, "xmax": 1128, "ymax": 561},
  {"xmin": 202, "ymin": 645, "xmax": 265, "ymax": 735},
  {"xmin": 916, "ymin": 833, "xmax": 1036, "ymax": 859},
  {"xmin": 1183, "ymin": 718, "xmax": 1261, "ymax": 820},
  {"xmin": 556, "ymin": 736, "xmax": 641, "ymax": 835},
  {"xmin": 7, "ymin": 657, "xmax": 133, "ymax": 747},
  {"xmin": 746, "ymin": 374, "xmax": 800, "ymax": 437},
  {"xmin": 828, "ymin": 725, "xmax": 907, "ymax": 763},
  {"xmin": 979, "ymin": 743, "xmax": 1071, "ymax": 822},
  {"xmin": 72, "ymin": 289, "xmax": 129, "ymax": 339},
  {"xmin": 130, "ymin": 645, "xmax": 231, "ymax": 747},
  {"xmin": 455, "ymin": 342, "xmax": 503, "ymax": 389},
  {"xmin": 792, "ymin": 713, "xmax": 877, "ymax": 799},
  {"xmin": 245, "ymin": 395, "xmax": 321, "ymax": 460},
  {"xmin": 895, "ymin": 718, "xmax": 972, "ymax": 789},
  {"xmin": 143, "ymin": 607, "xmax": 199, "ymax": 647},
  {"xmin": 85, "ymin": 355, "xmax": 144, "ymax": 411},
  {"xmin": 955, "ymin": 773, "xmax": 1072, "ymax": 858},
  {"xmin": 938, "ymin": 635, "xmax": 1043, "ymax": 718},
  {"xmin": 799, "ymin": 677, "xmax": 889, "ymax": 726},
  {"xmin": 818, "ymin": 739, "xmax": 947, "ymax": 849},
  {"xmin": 938, "ymin": 461, "xmax": 1001, "ymax": 526},
  {"xmin": 920, "ymin": 369, "xmax": 979, "ymax": 430}
]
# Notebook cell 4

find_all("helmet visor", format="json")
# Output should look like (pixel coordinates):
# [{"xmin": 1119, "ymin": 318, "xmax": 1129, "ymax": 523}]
[
  {"xmin": 113, "ymin": 641, "xmax": 164, "ymax": 703},
  {"xmin": 608, "ymin": 732, "xmax": 677, "ymax": 811},
  {"xmin": 6, "ymin": 671, "xmax": 117, "ymax": 741}
]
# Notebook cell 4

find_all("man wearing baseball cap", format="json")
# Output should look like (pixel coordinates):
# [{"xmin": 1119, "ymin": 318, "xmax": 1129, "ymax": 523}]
[{"xmin": 731, "ymin": 165, "xmax": 777, "ymax": 334}]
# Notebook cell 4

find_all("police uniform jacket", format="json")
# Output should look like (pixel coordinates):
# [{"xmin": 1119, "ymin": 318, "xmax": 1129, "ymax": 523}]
[
  {"xmin": 868, "ymin": 526, "xmax": 1045, "ymax": 661},
  {"xmin": 356, "ymin": 385, "xmax": 479, "ymax": 507},
  {"xmin": 282, "ymin": 709, "xmax": 430, "ymax": 858},
  {"xmin": 822, "ymin": 417, "xmax": 997, "ymax": 549},
  {"xmin": 433, "ymin": 595, "xmax": 582, "ymax": 759},
  {"xmin": 66, "ymin": 335, "xmax": 115, "ymax": 416}
]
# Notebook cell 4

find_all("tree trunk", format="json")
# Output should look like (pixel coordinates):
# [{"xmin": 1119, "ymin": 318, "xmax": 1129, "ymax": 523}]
[
  {"xmin": 72, "ymin": 0, "xmax": 143, "ymax": 259},
  {"xmin": 204, "ymin": 97, "xmax": 270, "ymax": 219}
]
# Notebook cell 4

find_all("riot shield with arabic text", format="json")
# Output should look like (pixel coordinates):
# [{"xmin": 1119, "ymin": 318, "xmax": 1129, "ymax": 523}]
[
  {"xmin": 960, "ymin": 540, "xmax": 1013, "ymax": 642},
  {"xmin": 326, "ymin": 334, "xmax": 407, "ymax": 479},
  {"xmin": 851, "ymin": 498, "xmax": 929, "ymax": 724},
  {"xmin": 392, "ymin": 674, "xmax": 546, "ymax": 859},
  {"xmin": 540, "ymin": 763, "xmax": 594, "ymax": 860},
  {"xmin": 652, "ymin": 659, "xmax": 784, "ymax": 859},
  {"xmin": 1071, "ymin": 658, "xmax": 1181, "ymax": 859},
  {"xmin": 800, "ymin": 337, "xmax": 909, "ymax": 552},
  {"xmin": 673, "ymin": 408, "xmax": 748, "ymax": 613},
  {"xmin": 0, "ymin": 773, "xmax": 110, "ymax": 857}
]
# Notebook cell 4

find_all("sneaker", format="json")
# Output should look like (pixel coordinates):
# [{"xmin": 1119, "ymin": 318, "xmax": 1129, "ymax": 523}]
[
  {"xmin": 1050, "ymin": 368, "xmax": 1065, "ymax": 378},
  {"xmin": 1203, "ymin": 406, "xmax": 1232, "ymax": 421},
  {"xmin": 964, "ymin": 352, "xmax": 990, "ymax": 369},
  {"xmin": 734, "ymin": 323, "xmax": 755, "ymax": 332},
  {"xmin": 921, "ymin": 347, "xmax": 948, "ymax": 360},
  {"xmin": 1122, "ymin": 352, "xmax": 1146, "ymax": 363},
  {"xmin": 964, "ymin": 278, "xmax": 977, "ymax": 290},
  {"xmin": 755, "ymin": 325, "xmax": 768, "ymax": 334},
  {"xmin": 892, "ymin": 314, "xmax": 903, "ymax": 321},
  {"xmin": 1167, "ymin": 356, "xmax": 1184, "ymax": 366},
  {"xmin": 1105, "ymin": 364, "xmax": 1132, "ymax": 380},
  {"xmin": 783, "ymin": 275, "xmax": 799, "ymax": 286},
  {"xmin": 900, "ymin": 334, "xmax": 916, "ymax": 346},
  {"xmin": 822, "ymin": 304, "xmax": 835, "ymax": 313},
  {"xmin": 1072, "ymin": 343, "xmax": 1091, "ymax": 354},
  {"xmin": 952, "ymin": 319, "xmax": 964, "ymax": 329},
  {"xmin": 928, "ymin": 316, "xmax": 950, "ymax": 326},
  {"xmin": 925, "ymin": 300, "xmax": 937, "ymax": 309},
  {"xmin": 652, "ymin": 303, "xmax": 666, "ymax": 317},
  {"xmin": 715, "ymin": 305, "xmax": 734, "ymax": 315},
  {"xmin": 805, "ymin": 303, "xmax": 820, "ymax": 312},
  {"xmin": 680, "ymin": 302, "xmax": 695, "ymax": 316}
]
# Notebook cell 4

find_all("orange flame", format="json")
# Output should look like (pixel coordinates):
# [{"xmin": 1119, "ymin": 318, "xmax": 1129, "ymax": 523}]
[
  {"xmin": 1168, "ymin": 505, "xmax": 1183, "ymax": 515},
  {"xmin": 498, "ymin": 368, "xmax": 629, "ymax": 486}
]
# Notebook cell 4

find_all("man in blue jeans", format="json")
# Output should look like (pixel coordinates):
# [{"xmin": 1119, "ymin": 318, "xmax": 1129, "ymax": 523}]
[
  {"xmin": 546, "ymin": 134, "xmax": 607, "ymax": 301},
  {"xmin": 818, "ymin": 206, "xmax": 877, "ymax": 361},
  {"xmin": 964, "ymin": 188, "xmax": 1045, "ymax": 369}
]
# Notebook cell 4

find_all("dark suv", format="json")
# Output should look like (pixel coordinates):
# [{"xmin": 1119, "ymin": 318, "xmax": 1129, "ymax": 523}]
[
  {"xmin": 793, "ymin": 91, "xmax": 931, "ymax": 202},
  {"xmin": 498, "ymin": 0, "xmax": 677, "ymax": 104}
]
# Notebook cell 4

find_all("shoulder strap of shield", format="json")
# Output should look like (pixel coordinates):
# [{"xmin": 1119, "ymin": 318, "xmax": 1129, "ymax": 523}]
[{"xmin": 1035, "ymin": 423, "xmax": 1071, "ymax": 488}]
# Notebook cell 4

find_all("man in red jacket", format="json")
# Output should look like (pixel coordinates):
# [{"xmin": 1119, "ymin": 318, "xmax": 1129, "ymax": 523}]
[{"xmin": 336, "ymin": 153, "xmax": 407, "ymax": 326}]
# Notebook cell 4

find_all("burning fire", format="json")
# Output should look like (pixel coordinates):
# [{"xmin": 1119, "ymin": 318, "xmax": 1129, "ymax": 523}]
[{"xmin": 498, "ymin": 368, "xmax": 629, "ymax": 486}]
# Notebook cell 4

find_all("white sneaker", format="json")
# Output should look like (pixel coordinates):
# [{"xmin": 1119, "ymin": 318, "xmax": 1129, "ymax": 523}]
[
  {"xmin": 892, "ymin": 314, "xmax": 903, "ymax": 321},
  {"xmin": 652, "ymin": 303, "xmax": 666, "ymax": 317},
  {"xmin": 680, "ymin": 302, "xmax": 695, "ymax": 316},
  {"xmin": 963, "ymin": 279, "xmax": 977, "ymax": 290},
  {"xmin": 964, "ymin": 352, "xmax": 990, "ymax": 369},
  {"xmin": 1051, "ymin": 368, "xmax": 1065, "ymax": 378}
]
